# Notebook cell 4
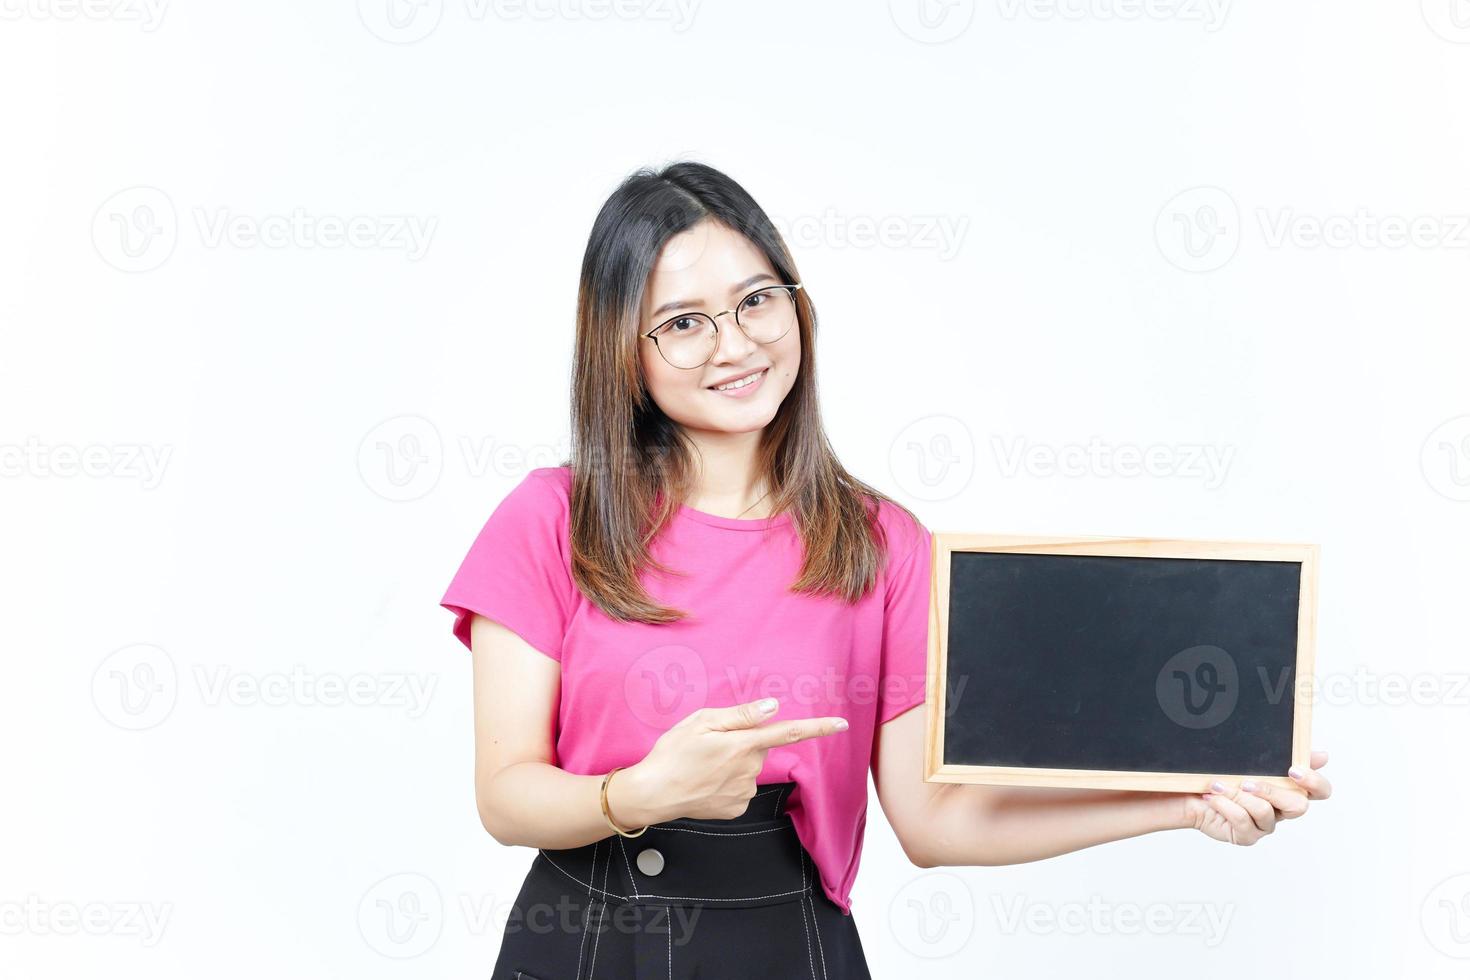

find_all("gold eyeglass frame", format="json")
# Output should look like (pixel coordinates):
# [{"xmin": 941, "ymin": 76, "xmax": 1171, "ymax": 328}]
[{"xmin": 641, "ymin": 282, "xmax": 804, "ymax": 370}]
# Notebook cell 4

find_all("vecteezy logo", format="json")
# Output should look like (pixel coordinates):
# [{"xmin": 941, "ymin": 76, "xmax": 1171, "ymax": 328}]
[
  {"xmin": 889, "ymin": 0, "xmax": 976, "ymax": 43},
  {"xmin": 1422, "ymin": 873, "xmax": 1470, "ymax": 958},
  {"xmin": 1155, "ymin": 186, "xmax": 1240, "ymax": 272},
  {"xmin": 1421, "ymin": 415, "xmax": 1470, "ymax": 502},
  {"xmin": 357, "ymin": 415, "xmax": 444, "ymax": 502},
  {"xmin": 1156, "ymin": 644, "xmax": 1239, "ymax": 730},
  {"xmin": 889, "ymin": 414, "xmax": 975, "ymax": 502},
  {"xmin": 91, "ymin": 643, "xmax": 179, "ymax": 730},
  {"xmin": 358, "ymin": 873, "xmax": 443, "ymax": 958},
  {"xmin": 92, "ymin": 186, "xmax": 178, "ymax": 273},
  {"xmin": 887, "ymin": 872, "xmax": 974, "ymax": 958},
  {"xmin": 1422, "ymin": 0, "xmax": 1470, "ymax": 42},
  {"xmin": 357, "ymin": 0, "xmax": 443, "ymax": 43},
  {"xmin": 624, "ymin": 645, "xmax": 709, "ymax": 729}
]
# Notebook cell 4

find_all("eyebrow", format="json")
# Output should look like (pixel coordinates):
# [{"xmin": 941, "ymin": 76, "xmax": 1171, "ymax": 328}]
[{"xmin": 648, "ymin": 273, "xmax": 777, "ymax": 320}]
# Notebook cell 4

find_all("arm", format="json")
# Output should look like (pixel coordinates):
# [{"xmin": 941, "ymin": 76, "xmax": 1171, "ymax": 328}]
[
  {"xmin": 470, "ymin": 613, "xmax": 849, "ymax": 849},
  {"xmin": 469, "ymin": 613, "xmax": 665, "ymax": 849},
  {"xmin": 870, "ymin": 704, "xmax": 1191, "ymax": 868}
]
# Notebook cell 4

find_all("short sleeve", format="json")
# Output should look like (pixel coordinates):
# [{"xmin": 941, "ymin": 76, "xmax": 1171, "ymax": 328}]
[
  {"xmin": 440, "ymin": 468, "xmax": 576, "ymax": 661},
  {"xmin": 875, "ymin": 507, "xmax": 933, "ymax": 725}
]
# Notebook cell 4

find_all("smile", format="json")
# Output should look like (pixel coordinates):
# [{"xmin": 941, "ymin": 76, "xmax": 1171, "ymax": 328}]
[{"xmin": 709, "ymin": 368, "xmax": 768, "ymax": 396}]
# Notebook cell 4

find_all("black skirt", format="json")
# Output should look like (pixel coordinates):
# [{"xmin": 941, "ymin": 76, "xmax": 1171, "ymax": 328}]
[{"xmin": 491, "ymin": 781, "xmax": 871, "ymax": 980}]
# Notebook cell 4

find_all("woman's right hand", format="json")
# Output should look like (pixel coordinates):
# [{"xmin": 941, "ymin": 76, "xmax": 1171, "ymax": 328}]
[{"xmin": 607, "ymin": 697, "xmax": 849, "ymax": 826}]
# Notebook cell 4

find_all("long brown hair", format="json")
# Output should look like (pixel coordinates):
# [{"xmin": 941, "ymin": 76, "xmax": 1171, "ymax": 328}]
[{"xmin": 564, "ymin": 160, "xmax": 920, "ymax": 624}]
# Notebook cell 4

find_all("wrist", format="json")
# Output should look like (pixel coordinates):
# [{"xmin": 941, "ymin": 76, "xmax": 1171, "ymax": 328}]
[
  {"xmin": 1161, "ymin": 791, "xmax": 1195, "ymax": 831},
  {"xmin": 605, "ymin": 763, "xmax": 665, "ymax": 829}
]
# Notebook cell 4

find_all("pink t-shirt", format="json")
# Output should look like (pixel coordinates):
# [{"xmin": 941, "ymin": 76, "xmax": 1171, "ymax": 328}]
[{"xmin": 440, "ymin": 465, "xmax": 931, "ymax": 915}]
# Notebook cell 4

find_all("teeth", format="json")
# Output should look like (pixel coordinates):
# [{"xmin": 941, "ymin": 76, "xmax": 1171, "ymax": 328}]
[{"xmin": 714, "ymin": 369, "xmax": 765, "ymax": 391}]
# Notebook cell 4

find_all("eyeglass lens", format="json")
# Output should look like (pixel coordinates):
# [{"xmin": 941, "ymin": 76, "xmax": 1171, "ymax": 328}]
[{"xmin": 651, "ymin": 286, "xmax": 798, "ymax": 369}]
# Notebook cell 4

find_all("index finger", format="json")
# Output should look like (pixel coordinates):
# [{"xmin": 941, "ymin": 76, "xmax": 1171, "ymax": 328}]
[{"xmin": 742, "ymin": 716, "xmax": 849, "ymax": 751}]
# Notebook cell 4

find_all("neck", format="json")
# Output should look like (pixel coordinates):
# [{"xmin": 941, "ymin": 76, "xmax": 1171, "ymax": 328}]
[{"xmin": 681, "ymin": 426, "xmax": 771, "ymax": 519}]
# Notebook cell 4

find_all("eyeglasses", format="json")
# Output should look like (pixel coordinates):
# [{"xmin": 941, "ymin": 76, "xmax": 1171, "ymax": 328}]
[{"xmin": 642, "ymin": 283, "xmax": 803, "ymax": 370}]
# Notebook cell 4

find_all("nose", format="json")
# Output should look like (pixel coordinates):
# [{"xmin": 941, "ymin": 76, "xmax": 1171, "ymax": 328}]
[{"xmin": 709, "ymin": 310, "xmax": 757, "ymax": 363}]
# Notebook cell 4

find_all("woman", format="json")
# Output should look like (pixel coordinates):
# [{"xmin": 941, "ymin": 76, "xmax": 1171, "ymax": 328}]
[{"xmin": 440, "ymin": 161, "xmax": 1333, "ymax": 979}]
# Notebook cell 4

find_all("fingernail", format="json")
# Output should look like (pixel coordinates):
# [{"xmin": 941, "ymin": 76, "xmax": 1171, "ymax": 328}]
[
  {"xmin": 758, "ymin": 698, "xmax": 778, "ymax": 713},
  {"xmin": 834, "ymin": 719, "xmax": 849, "ymax": 731},
  {"xmin": 1288, "ymin": 767, "xmax": 1303, "ymax": 779},
  {"xmin": 1241, "ymin": 780, "xmax": 1257, "ymax": 792},
  {"xmin": 1201, "ymin": 793, "xmax": 1214, "ymax": 800},
  {"xmin": 1211, "ymin": 780, "xmax": 1226, "ymax": 792}
]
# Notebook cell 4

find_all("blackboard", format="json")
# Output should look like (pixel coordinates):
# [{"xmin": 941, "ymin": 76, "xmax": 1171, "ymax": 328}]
[{"xmin": 924, "ymin": 535, "xmax": 1318, "ymax": 793}]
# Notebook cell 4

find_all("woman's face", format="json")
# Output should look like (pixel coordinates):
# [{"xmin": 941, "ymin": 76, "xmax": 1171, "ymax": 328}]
[{"xmin": 637, "ymin": 218, "xmax": 800, "ymax": 436}]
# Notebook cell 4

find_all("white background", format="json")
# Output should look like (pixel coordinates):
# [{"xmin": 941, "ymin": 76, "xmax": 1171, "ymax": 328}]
[{"xmin": 3, "ymin": 0, "xmax": 1468, "ymax": 977}]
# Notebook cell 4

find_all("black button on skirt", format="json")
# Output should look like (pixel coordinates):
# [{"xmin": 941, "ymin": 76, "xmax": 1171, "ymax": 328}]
[{"xmin": 491, "ymin": 781, "xmax": 872, "ymax": 979}]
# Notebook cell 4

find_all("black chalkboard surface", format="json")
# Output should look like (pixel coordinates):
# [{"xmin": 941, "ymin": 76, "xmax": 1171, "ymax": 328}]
[{"xmin": 924, "ymin": 535, "xmax": 1318, "ymax": 793}]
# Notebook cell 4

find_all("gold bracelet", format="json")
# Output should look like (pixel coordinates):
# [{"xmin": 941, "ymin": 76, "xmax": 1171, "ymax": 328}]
[{"xmin": 600, "ymin": 766, "xmax": 649, "ymax": 838}]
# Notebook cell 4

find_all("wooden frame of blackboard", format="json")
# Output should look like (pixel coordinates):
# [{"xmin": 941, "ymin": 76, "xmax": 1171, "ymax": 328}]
[{"xmin": 923, "ymin": 533, "xmax": 1319, "ymax": 794}]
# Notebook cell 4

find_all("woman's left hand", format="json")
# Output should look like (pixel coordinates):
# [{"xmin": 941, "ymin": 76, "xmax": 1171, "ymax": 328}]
[{"xmin": 1182, "ymin": 748, "xmax": 1333, "ymax": 845}]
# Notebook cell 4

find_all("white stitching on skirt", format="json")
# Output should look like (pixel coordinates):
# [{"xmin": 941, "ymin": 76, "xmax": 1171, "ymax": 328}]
[
  {"xmin": 616, "ymin": 835, "xmax": 639, "ymax": 899},
  {"xmin": 804, "ymin": 855, "xmax": 829, "ymax": 980},
  {"xmin": 654, "ymin": 825, "xmax": 790, "ymax": 838},
  {"xmin": 800, "ymin": 850, "xmax": 829, "ymax": 979},
  {"xmin": 808, "ymin": 892, "xmax": 829, "ymax": 980},
  {"xmin": 798, "ymin": 845, "xmax": 816, "ymax": 980},
  {"xmin": 575, "ymin": 840, "xmax": 597, "ymax": 980},
  {"xmin": 540, "ymin": 851, "xmax": 628, "ymax": 902},
  {"xmin": 588, "ymin": 839, "xmax": 610, "ymax": 979},
  {"xmin": 772, "ymin": 784, "xmax": 790, "ymax": 817},
  {"xmin": 635, "ymin": 886, "xmax": 809, "ymax": 903},
  {"xmin": 538, "ymin": 852, "xmax": 806, "ymax": 903}
]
